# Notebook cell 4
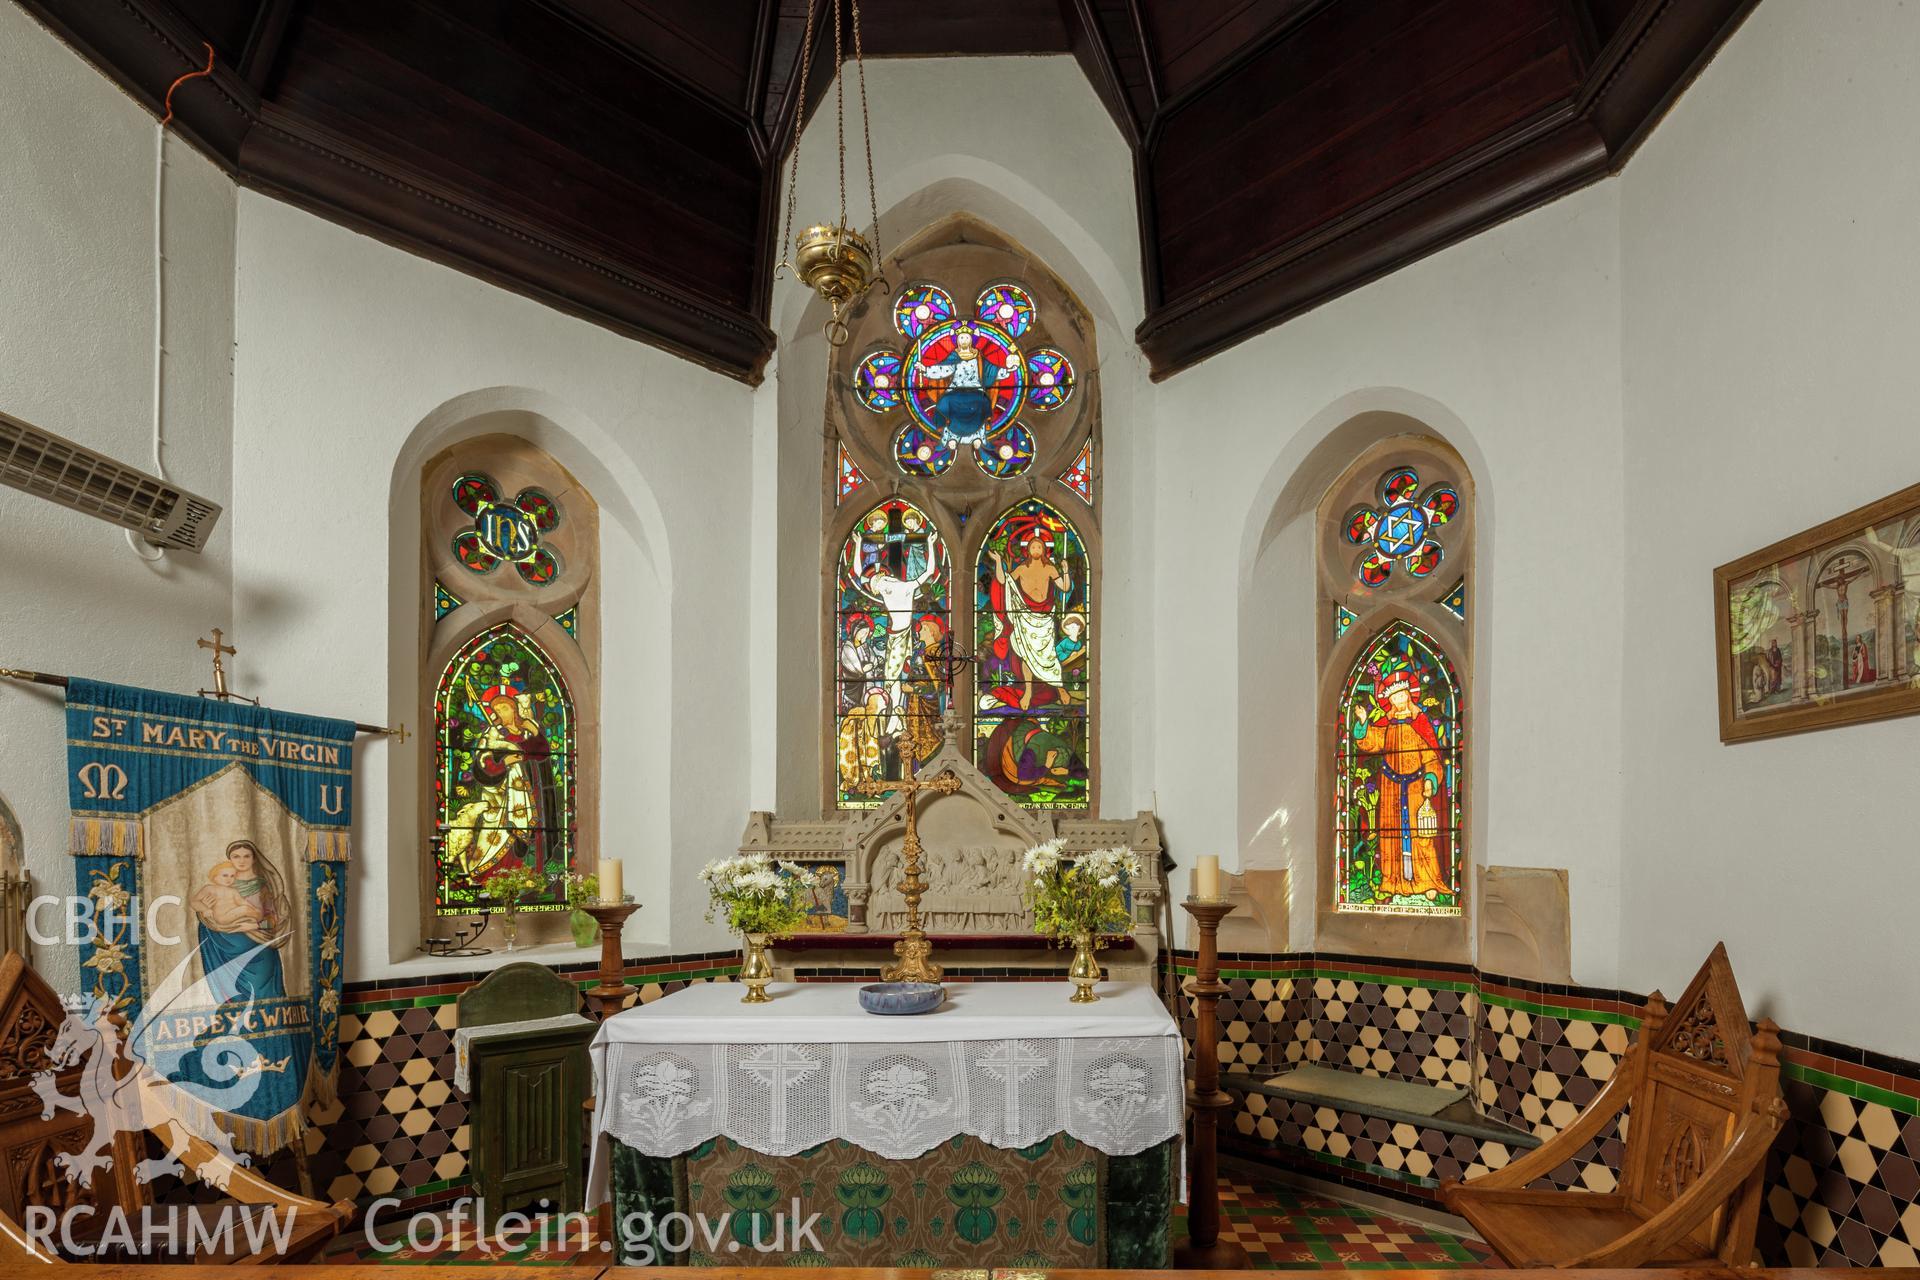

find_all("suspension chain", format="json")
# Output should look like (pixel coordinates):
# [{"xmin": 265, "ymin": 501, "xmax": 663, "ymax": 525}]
[
  {"xmin": 849, "ymin": 0, "xmax": 882, "ymax": 269},
  {"xmin": 776, "ymin": 0, "xmax": 822, "ymax": 279}
]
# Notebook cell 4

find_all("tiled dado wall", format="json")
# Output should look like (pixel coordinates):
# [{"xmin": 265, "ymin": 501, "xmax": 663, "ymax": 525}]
[
  {"xmin": 292, "ymin": 946, "xmax": 1920, "ymax": 1268},
  {"xmin": 306, "ymin": 952, "xmax": 1061, "ymax": 1211},
  {"xmin": 307, "ymin": 952, "xmax": 741, "ymax": 1211},
  {"xmin": 1166, "ymin": 950, "xmax": 1920, "ymax": 1268}
]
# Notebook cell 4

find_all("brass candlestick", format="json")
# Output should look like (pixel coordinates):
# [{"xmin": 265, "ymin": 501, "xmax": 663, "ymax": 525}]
[
  {"xmin": 856, "ymin": 767, "xmax": 962, "ymax": 983},
  {"xmin": 583, "ymin": 899, "xmax": 640, "ymax": 1019},
  {"xmin": 1176, "ymin": 897, "xmax": 1250, "ymax": 1271}
]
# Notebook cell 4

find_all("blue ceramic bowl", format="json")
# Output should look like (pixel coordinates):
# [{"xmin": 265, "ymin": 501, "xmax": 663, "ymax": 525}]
[{"xmin": 858, "ymin": 982, "xmax": 946, "ymax": 1016}]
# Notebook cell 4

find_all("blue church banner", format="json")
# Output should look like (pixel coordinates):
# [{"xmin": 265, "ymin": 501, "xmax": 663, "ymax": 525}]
[{"xmin": 65, "ymin": 679, "xmax": 352, "ymax": 1156}]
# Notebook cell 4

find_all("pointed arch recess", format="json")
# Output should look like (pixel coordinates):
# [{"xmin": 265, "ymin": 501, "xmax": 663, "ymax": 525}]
[
  {"xmin": 823, "ymin": 216, "xmax": 1101, "ymax": 814},
  {"xmin": 421, "ymin": 435, "xmax": 600, "ymax": 936}
]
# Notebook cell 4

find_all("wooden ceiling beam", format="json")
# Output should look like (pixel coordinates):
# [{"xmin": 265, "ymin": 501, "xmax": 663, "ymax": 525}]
[
  {"xmin": 1133, "ymin": 0, "xmax": 1760, "ymax": 380},
  {"xmin": 14, "ymin": 0, "xmax": 1762, "ymax": 384},
  {"xmin": 237, "ymin": 0, "xmax": 300, "ymax": 96}
]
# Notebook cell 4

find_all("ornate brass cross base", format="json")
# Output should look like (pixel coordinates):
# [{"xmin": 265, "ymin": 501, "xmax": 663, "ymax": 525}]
[{"xmin": 857, "ymin": 768, "xmax": 962, "ymax": 983}]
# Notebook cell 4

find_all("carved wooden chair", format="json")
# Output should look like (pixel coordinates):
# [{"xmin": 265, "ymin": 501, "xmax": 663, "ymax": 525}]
[
  {"xmin": 0, "ymin": 951, "xmax": 354, "ymax": 1265},
  {"xmin": 1441, "ymin": 943, "xmax": 1785, "ymax": 1268}
]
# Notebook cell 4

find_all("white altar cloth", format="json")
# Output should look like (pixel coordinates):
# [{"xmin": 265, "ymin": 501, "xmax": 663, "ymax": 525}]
[{"xmin": 587, "ymin": 980, "xmax": 1184, "ymax": 1207}]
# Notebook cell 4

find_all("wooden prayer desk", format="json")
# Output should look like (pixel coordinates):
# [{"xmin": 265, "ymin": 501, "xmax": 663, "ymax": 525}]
[{"xmin": 587, "ymin": 981, "xmax": 1183, "ymax": 1269}]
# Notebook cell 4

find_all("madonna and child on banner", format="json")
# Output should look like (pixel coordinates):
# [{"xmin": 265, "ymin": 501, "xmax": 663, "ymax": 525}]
[{"xmin": 62, "ymin": 678, "xmax": 354, "ymax": 1161}]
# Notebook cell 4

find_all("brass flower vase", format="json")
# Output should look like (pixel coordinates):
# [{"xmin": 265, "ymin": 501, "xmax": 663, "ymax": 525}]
[
  {"xmin": 1068, "ymin": 930, "xmax": 1102, "ymax": 1003},
  {"xmin": 739, "ymin": 932, "xmax": 775, "ymax": 1004}
]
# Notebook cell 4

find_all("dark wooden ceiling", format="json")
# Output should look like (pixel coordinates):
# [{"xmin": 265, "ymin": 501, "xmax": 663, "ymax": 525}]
[{"xmin": 17, "ymin": 0, "xmax": 1752, "ymax": 383}]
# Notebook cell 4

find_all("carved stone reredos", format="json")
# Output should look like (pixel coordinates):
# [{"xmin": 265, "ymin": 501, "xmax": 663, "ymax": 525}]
[{"xmin": 739, "ymin": 733, "xmax": 1165, "ymax": 971}]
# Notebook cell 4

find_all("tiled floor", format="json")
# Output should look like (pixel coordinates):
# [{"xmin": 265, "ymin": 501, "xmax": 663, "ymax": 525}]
[
  {"xmin": 1194, "ymin": 1178, "xmax": 1503, "ymax": 1269},
  {"xmin": 340, "ymin": 1173, "xmax": 1502, "ymax": 1269}
]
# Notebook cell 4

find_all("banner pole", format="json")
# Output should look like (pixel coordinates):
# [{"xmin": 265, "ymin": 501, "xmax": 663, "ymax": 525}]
[{"xmin": 0, "ymin": 666, "xmax": 406, "ymax": 740}]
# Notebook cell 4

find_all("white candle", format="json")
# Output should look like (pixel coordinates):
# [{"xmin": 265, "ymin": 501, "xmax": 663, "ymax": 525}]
[
  {"xmin": 598, "ymin": 858, "xmax": 623, "ymax": 904},
  {"xmin": 1194, "ymin": 855, "xmax": 1221, "ymax": 900}
]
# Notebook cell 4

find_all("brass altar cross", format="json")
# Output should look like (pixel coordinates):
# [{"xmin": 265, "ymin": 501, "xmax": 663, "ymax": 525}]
[
  {"xmin": 196, "ymin": 628, "xmax": 236, "ymax": 699},
  {"xmin": 856, "ymin": 765, "xmax": 962, "ymax": 983}
]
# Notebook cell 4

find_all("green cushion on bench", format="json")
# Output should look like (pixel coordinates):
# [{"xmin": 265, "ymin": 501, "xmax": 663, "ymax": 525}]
[{"xmin": 1266, "ymin": 1064, "xmax": 1466, "ymax": 1116}]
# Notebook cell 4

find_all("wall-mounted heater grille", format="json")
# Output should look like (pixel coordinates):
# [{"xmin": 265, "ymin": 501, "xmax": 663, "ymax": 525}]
[{"xmin": 0, "ymin": 410, "xmax": 222, "ymax": 552}]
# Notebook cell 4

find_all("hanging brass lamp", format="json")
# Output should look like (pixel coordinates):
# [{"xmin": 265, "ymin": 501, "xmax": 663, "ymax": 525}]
[{"xmin": 776, "ymin": 0, "xmax": 884, "ymax": 346}]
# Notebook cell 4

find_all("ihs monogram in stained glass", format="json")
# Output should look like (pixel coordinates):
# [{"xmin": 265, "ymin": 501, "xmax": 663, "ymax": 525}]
[
  {"xmin": 1342, "ymin": 467, "xmax": 1459, "ymax": 587},
  {"xmin": 851, "ymin": 280, "xmax": 1076, "ymax": 480},
  {"xmin": 450, "ymin": 472, "xmax": 563, "ymax": 586}
]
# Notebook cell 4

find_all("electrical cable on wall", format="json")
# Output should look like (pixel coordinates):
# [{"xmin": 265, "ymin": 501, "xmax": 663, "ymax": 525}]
[{"xmin": 126, "ymin": 43, "xmax": 216, "ymax": 563}]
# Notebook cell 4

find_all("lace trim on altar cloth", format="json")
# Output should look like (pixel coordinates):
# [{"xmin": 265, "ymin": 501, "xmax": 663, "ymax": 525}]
[{"xmin": 594, "ymin": 1035, "xmax": 1183, "ymax": 1161}]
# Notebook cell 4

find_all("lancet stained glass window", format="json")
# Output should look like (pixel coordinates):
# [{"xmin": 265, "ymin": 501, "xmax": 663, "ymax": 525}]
[
  {"xmin": 433, "ymin": 624, "xmax": 576, "ymax": 915},
  {"xmin": 975, "ymin": 499, "xmax": 1091, "ymax": 809},
  {"xmin": 835, "ymin": 499, "xmax": 951, "ymax": 808},
  {"xmin": 1334, "ymin": 622, "xmax": 1461, "ymax": 915}
]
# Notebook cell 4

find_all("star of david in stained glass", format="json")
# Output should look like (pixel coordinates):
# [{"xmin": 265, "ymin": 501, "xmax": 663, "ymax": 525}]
[
  {"xmin": 450, "ymin": 472, "xmax": 563, "ymax": 586},
  {"xmin": 1341, "ymin": 467, "xmax": 1459, "ymax": 588},
  {"xmin": 852, "ymin": 278, "xmax": 1076, "ymax": 480}
]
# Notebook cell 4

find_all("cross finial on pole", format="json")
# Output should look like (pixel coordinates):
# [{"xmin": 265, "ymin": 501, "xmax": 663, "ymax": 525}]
[{"xmin": 196, "ymin": 627, "xmax": 236, "ymax": 699}]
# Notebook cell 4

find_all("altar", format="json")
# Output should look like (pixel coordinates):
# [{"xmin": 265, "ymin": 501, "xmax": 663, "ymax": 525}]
[{"xmin": 586, "ymin": 980, "xmax": 1182, "ymax": 1269}]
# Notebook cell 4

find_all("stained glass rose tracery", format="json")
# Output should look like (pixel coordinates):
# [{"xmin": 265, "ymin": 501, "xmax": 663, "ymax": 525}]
[
  {"xmin": 450, "ymin": 471, "xmax": 563, "ymax": 586},
  {"xmin": 1342, "ymin": 467, "xmax": 1458, "ymax": 587},
  {"xmin": 852, "ymin": 278, "xmax": 1076, "ymax": 479}
]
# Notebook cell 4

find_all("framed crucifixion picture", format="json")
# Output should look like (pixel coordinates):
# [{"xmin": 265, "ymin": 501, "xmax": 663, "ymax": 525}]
[{"xmin": 1714, "ymin": 481, "xmax": 1920, "ymax": 742}]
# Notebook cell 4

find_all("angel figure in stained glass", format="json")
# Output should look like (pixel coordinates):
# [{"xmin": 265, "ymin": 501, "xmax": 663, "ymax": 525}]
[
  {"xmin": 1350, "ymin": 663, "xmax": 1450, "ymax": 899},
  {"xmin": 914, "ymin": 324, "xmax": 1019, "ymax": 451},
  {"xmin": 444, "ymin": 675, "xmax": 553, "ymax": 883}
]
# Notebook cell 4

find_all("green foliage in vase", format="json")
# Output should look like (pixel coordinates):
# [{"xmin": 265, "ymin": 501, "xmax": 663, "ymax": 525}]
[
  {"xmin": 1021, "ymin": 841, "xmax": 1140, "ymax": 942},
  {"xmin": 480, "ymin": 863, "xmax": 546, "ymax": 916}
]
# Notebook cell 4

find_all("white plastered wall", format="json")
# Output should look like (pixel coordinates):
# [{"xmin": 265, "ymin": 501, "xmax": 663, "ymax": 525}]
[
  {"xmin": 228, "ymin": 194, "xmax": 752, "ymax": 976},
  {"xmin": 1617, "ymin": 0, "xmax": 1920, "ymax": 1056},
  {"xmin": 0, "ymin": 4, "xmax": 236, "ymax": 997},
  {"xmin": 1167, "ymin": 185, "xmax": 1629, "ymax": 982}
]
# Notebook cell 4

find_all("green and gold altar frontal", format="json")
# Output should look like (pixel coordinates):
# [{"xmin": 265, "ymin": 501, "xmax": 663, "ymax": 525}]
[
  {"xmin": 611, "ymin": 1134, "xmax": 1174, "ymax": 1268},
  {"xmin": 588, "ymin": 981, "xmax": 1183, "ymax": 1268}
]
